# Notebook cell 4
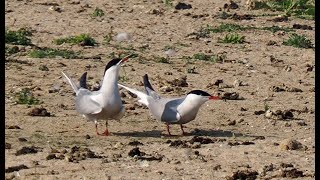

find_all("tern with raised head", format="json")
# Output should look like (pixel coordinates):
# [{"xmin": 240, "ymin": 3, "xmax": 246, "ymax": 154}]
[
  {"xmin": 62, "ymin": 55, "xmax": 132, "ymax": 136},
  {"xmin": 118, "ymin": 74, "xmax": 220, "ymax": 136}
]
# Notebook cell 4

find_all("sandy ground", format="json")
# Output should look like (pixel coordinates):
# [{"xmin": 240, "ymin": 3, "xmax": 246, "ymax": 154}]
[{"xmin": 5, "ymin": 0, "xmax": 315, "ymax": 179}]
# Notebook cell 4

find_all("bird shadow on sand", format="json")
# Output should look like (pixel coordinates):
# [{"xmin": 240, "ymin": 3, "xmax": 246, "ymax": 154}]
[
  {"xmin": 113, "ymin": 130, "xmax": 164, "ymax": 138},
  {"xmin": 113, "ymin": 129, "xmax": 263, "ymax": 139}
]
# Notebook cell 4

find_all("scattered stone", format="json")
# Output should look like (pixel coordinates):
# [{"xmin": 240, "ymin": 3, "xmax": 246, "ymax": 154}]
[
  {"xmin": 5, "ymin": 164, "xmax": 29, "ymax": 173},
  {"xmin": 128, "ymin": 140, "xmax": 144, "ymax": 146},
  {"xmin": 230, "ymin": 13, "xmax": 253, "ymax": 20},
  {"xmin": 167, "ymin": 76, "xmax": 188, "ymax": 87},
  {"xmin": 280, "ymin": 139, "xmax": 303, "ymax": 150},
  {"xmin": 253, "ymin": 136, "xmax": 265, "ymax": 140},
  {"xmin": 191, "ymin": 13, "xmax": 209, "ymax": 19},
  {"xmin": 278, "ymin": 168, "xmax": 304, "ymax": 178},
  {"xmin": 5, "ymin": 142, "xmax": 12, "ymax": 149},
  {"xmin": 7, "ymin": 125, "xmax": 21, "ymax": 129},
  {"xmin": 227, "ymin": 120, "xmax": 236, "ymax": 126},
  {"xmin": 254, "ymin": 110, "xmax": 265, "ymax": 115},
  {"xmin": 296, "ymin": 121, "xmax": 307, "ymax": 126},
  {"xmin": 227, "ymin": 169, "xmax": 258, "ymax": 180},
  {"xmin": 221, "ymin": 92, "xmax": 243, "ymax": 100},
  {"xmin": 292, "ymin": 23, "xmax": 312, "ymax": 30},
  {"xmin": 213, "ymin": 165, "xmax": 222, "ymax": 170},
  {"xmin": 237, "ymin": 118, "xmax": 245, "ymax": 123},
  {"xmin": 128, "ymin": 147, "xmax": 145, "ymax": 157},
  {"xmin": 280, "ymin": 163, "xmax": 294, "ymax": 168},
  {"xmin": 18, "ymin": 138, "xmax": 27, "ymax": 142},
  {"xmin": 115, "ymin": 32, "xmax": 132, "ymax": 42},
  {"xmin": 270, "ymin": 86, "xmax": 285, "ymax": 92},
  {"xmin": 50, "ymin": 147, "xmax": 59, "ymax": 153},
  {"xmin": 175, "ymin": 2, "xmax": 192, "ymax": 10},
  {"xmin": 15, "ymin": 146, "xmax": 41, "ymax": 156},
  {"xmin": 224, "ymin": 0, "xmax": 239, "ymax": 10},
  {"xmin": 228, "ymin": 141, "xmax": 255, "ymax": 146},
  {"xmin": 272, "ymin": 15, "xmax": 288, "ymax": 22},
  {"xmin": 160, "ymin": 86, "xmax": 174, "ymax": 92},
  {"xmin": 46, "ymin": 153, "xmax": 58, "ymax": 160},
  {"xmin": 265, "ymin": 109, "xmax": 294, "ymax": 120},
  {"xmin": 270, "ymin": 84, "xmax": 302, "ymax": 92},
  {"xmin": 213, "ymin": 79, "xmax": 223, "ymax": 86},
  {"xmin": 267, "ymin": 40, "xmax": 278, "ymax": 46},
  {"xmin": 189, "ymin": 136, "xmax": 216, "ymax": 144},
  {"xmin": 28, "ymin": 107, "xmax": 51, "ymax": 117},
  {"xmin": 169, "ymin": 140, "xmax": 189, "ymax": 148},
  {"xmin": 240, "ymin": 107, "xmax": 247, "ymax": 111}
]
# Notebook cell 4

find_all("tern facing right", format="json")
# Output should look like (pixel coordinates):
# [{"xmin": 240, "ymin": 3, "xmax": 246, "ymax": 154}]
[{"xmin": 119, "ymin": 74, "xmax": 221, "ymax": 136}]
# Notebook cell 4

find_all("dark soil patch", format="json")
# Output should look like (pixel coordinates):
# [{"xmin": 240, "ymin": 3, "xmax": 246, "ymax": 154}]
[
  {"xmin": 128, "ymin": 140, "xmax": 144, "ymax": 146},
  {"xmin": 28, "ymin": 107, "xmax": 51, "ymax": 116},
  {"xmin": 226, "ymin": 169, "xmax": 258, "ymax": 180},
  {"xmin": 5, "ymin": 164, "xmax": 29, "ymax": 173},
  {"xmin": 15, "ymin": 146, "xmax": 41, "ymax": 156}
]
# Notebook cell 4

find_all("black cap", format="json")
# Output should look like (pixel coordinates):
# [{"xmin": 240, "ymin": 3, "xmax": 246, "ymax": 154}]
[
  {"xmin": 104, "ymin": 58, "xmax": 122, "ymax": 73},
  {"xmin": 187, "ymin": 90, "xmax": 211, "ymax": 97}
]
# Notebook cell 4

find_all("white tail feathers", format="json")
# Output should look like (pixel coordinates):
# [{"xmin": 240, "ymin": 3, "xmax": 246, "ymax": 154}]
[
  {"xmin": 61, "ymin": 71, "xmax": 78, "ymax": 93},
  {"xmin": 118, "ymin": 84, "xmax": 149, "ymax": 106}
]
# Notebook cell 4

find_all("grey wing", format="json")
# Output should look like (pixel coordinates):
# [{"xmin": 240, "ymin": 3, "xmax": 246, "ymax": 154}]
[
  {"xmin": 150, "ymin": 98, "xmax": 184, "ymax": 123},
  {"xmin": 75, "ymin": 89, "xmax": 102, "ymax": 114}
]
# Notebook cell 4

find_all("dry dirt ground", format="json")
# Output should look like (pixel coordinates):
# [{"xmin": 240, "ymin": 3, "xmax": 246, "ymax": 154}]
[{"xmin": 5, "ymin": 0, "xmax": 315, "ymax": 179}]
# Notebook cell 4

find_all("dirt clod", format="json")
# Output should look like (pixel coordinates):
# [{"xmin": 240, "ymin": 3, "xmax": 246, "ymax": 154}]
[
  {"xmin": 5, "ymin": 164, "xmax": 29, "ymax": 173},
  {"xmin": 228, "ymin": 141, "xmax": 255, "ymax": 146},
  {"xmin": 280, "ymin": 139, "xmax": 303, "ymax": 150},
  {"xmin": 227, "ymin": 169, "xmax": 258, "ymax": 180},
  {"xmin": 278, "ymin": 168, "xmax": 304, "ymax": 178},
  {"xmin": 7, "ymin": 125, "xmax": 21, "ymax": 129},
  {"xmin": 167, "ymin": 76, "xmax": 188, "ymax": 87},
  {"xmin": 292, "ymin": 23, "xmax": 312, "ymax": 30},
  {"xmin": 175, "ymin": 2, "xmax": 192, "ymax": 10},
  {"xmin": 128, "ymin": 147, "xmax": 145, "ymax": 157},
  {"xmin": 28, "ymin": 107, "xmax": 51, "ymax": 117},
  {"xmin": 46, "ymin": 153, "xmax": 58, "ymax": 160},
  {"xmin": 128, "ymin": 140, "xmax": 144, "ymax": 146},
  {"xmin": 18, "ymin": 137, "xmax": 27, "ymax": 142},
  {"xmin": 254, "ymin": 110, "xmax": 265, "ymax": 115},
  {"xmin": 5, "ymin": 143, "xmax": 12, "ymax": 149},
  {"xmin": 15, "ymin": 146, "xmax": 41, "ymax": 156},
  {"xmin": 190, "ymin": 136, "xmax": 216, "ymax": 144}
]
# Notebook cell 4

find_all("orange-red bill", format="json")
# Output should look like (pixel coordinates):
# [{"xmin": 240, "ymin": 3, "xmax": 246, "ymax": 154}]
[
  {"xmin": 209, "ymin": 96, "xmax": 220, "ymax": 100},
  {"xmin": 121, "ymin": 54, "xmax": 135, "ymax": 63}
]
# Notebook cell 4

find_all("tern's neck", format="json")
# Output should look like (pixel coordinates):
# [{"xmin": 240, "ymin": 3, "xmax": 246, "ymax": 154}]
[
  {"xmin": 100, "ymin": 67, "xmax": 119, "ymax": 95},
  {"xmin": 179, "ymin": 95, "xmax": 207, "ymax": 112}
]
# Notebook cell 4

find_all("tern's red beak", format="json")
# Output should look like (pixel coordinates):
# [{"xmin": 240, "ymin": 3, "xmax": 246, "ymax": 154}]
[
  {"xmin": 120, "ymin": 54, "xmax": 135, "ymax": 63},
  {"xmin": 209, "ymin": 96, "xmax": 220, "ymax": 100}
]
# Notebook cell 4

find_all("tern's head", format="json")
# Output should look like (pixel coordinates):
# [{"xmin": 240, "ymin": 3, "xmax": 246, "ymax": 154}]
[
  {"xmin": 103, "ymin": 55, "xmax": 132, "ymax": 76},
  {"xmin": 187, "ymin": 90, "xmax": 220, "ymax": 103}
]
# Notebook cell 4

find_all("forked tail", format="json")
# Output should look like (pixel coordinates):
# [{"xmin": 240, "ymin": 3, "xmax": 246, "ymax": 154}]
[
  {"xmin": 143, "ymin": 74, "xmax": 155, "ymax": 94},
  {"xmin": 118, "ymin": 84, "xmax": 149, "ymax": 106},
  {"xmin": 61, "ymin": 71, "xmax": 78, "ymax": 93}
]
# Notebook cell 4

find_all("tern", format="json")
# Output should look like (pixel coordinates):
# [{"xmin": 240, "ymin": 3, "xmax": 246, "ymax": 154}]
[
  {"xmin": 118, "ymin": 74, "xmax": 220, "ymax": 136},
  {"xmin": 62, "ymin": 55, "xmax": 132, "ymax": 136}
]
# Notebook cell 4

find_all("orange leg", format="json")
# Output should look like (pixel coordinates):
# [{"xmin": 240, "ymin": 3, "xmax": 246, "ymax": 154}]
[{"xmin": 95, "ymin": 121, "xmax": 111, "ymax": 136}]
